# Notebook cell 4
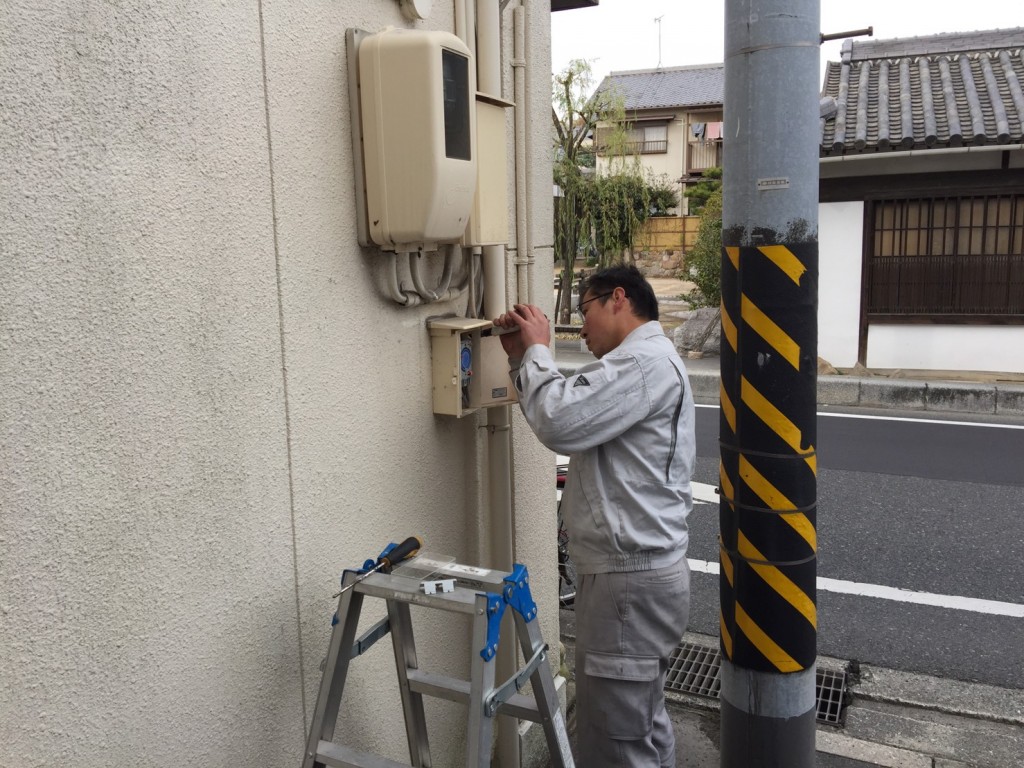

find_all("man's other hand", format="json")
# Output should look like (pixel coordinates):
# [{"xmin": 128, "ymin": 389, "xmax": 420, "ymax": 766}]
[{"xmin": 493, "ymin": 304, "xmax": 550, "ymax": 357}]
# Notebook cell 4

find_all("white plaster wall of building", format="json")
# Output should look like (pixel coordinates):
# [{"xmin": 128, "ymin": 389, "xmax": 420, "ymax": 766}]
[
  {"xmin": 819, "ymin": 150, "xmax": 1024, "ymax": 374},
  {"xmin": 595, "ymin": 115, "xmax": 684, "ymax": 205},
  {"xmin": 645, "ymin": 115, "xmax": 684, "ymax": 188},
  {"xmin": 867, "ymin": 325, "xmax": 1024, "ymax": 371},
  {"xmin": 817, "ymin": 201, "xmax": 864, "ymax": 368},
  {"xmin": 0, "ymin": 2, "xmax": 556, "ymax": 766}
]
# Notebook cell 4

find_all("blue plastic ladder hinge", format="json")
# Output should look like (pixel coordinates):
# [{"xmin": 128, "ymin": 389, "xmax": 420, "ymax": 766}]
[
  {"xmin": 479, "ymin": 592, "xmax": 506, "ymax": 661},
  {"xmin": 502, "ymin": 563, "xmax": 538, "ymax": 624}
]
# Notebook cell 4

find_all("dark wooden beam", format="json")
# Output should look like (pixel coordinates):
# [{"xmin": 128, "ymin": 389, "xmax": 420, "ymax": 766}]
[
  {"xmin": 820, "ymin": 168, "xmax": 1024, "ymax": 202},
  {"xmin": 551, "ymin": 0, "xmax": 599, "ymax": 12}
]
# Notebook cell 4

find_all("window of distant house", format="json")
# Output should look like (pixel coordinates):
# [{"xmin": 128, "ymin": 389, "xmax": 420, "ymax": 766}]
[
  {"xmin": 867, "ymin": 194, "xmax": 1024, "ymax": 322},
  {"xmin": 627, "ymin": 123, "xmax": 668, "ymax": 154},
  {"xmin": 596, "ymin": 121, "xmax": 669, "ymax": 155}
]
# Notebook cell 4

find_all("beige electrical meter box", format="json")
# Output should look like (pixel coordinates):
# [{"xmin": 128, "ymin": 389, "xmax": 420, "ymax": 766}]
[
  {"xmin": 427, "ymin": 317, "xmax": 518, "ymax": 417},
  {"xmin": 357, "ymin": 28, "xmax": 477, "ymax": 250}
]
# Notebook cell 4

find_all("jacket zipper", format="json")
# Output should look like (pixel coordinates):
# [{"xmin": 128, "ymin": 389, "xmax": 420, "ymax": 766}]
[{"xmin": 665, "ymin": 364, "xmax": 686, "ymax": 481}]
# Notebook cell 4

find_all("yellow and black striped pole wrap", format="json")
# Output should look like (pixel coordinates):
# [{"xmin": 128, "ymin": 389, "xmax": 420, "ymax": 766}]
[{"xmin": 719, "ymin": 242, "xmax": 818, "ymax": 673}]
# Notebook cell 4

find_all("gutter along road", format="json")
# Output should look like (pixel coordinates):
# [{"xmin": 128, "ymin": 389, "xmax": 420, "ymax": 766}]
[{"xmin": 685, "ymin": 404, "xmax": 1024, "ymax": 691}]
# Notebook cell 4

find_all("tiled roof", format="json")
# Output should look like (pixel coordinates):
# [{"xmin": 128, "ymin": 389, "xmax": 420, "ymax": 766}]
[
  {"xmin": 820, "ymin": 28, "xmax": 1024, "ymax": 155},
  {"xmin": 594, "ymin": 64, "xmax": 724, "ymax": 111}
]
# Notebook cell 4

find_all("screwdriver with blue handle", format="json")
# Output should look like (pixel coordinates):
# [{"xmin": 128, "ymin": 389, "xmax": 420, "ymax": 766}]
[{"xmin": 332, "ymin": 536, "xmax": 423, "ymax": 598}]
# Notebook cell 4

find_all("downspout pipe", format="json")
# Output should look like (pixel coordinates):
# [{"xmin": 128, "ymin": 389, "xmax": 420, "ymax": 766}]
[
  {"xmin": 476, "ymin": 2, "xmax": 518, "ymax": 766},
  {"xmin": 512, "ymin": 4, "xmax": 530, "ymax": 302}
]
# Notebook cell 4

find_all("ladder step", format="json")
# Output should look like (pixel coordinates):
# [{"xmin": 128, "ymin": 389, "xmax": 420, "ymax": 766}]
[
  {"xmin": 406, "ymin": 669, "xmax": 545, "ymax": 722},
  {"xmin": 315, "ymin": 739, "xmax": 410, "ymax": 768}
]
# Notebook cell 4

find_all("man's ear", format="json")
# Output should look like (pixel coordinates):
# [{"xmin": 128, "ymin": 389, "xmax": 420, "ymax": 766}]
[{"xmin": 612, "ymin": 286, "xmax": 628, "ymax": 312}]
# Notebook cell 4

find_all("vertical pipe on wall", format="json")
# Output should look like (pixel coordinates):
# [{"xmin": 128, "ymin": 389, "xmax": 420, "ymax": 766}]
[
  {"xmin": 476, "ymin": 2, "xmax": 518, "ymax": 766},
  {"xmin": 455, "ymin": 0, "xmax": 467, "ymax": 45},
  {"xmin": 512, "ymin": 4, "xmax": 530, "ymax": 304},
  {"xmin": 476, "ymin": 0, "xmax": 501, "ymax": 98}
]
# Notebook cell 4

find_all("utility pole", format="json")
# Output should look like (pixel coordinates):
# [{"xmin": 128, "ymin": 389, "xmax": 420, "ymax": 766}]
[
  {"xmin": 654, "ymin": 15, "xmax": 663, "ymax": 68},
  {"xmin": 719, "ymin": 1, "xmax": 820, "ymax": 766}
]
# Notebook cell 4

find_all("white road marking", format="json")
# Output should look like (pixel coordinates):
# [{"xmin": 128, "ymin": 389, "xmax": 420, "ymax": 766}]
[
  {"xmin": 694, "ymin": 402, "xmax": 1024, "ymax": 430},
  {"xmin": 692, "ymin": 481, "xmax": 718, "ymax": 504},
  {"xmin": 561, "ymin": 458, "xmax": 1021, "ymax": 617},
  {"xmin": 687, "ymin": 558, "xmax": 1024, "ymax": 618}
]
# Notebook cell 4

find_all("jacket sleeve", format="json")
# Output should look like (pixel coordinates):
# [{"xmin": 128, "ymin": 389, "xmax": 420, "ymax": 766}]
[{"xmin": 510, "ymin": 344, "xmax": 652, "ymax": 454}]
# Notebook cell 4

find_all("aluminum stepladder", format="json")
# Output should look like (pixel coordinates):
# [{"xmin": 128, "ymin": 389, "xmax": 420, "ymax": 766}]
[{"xmin": 302, "ymin": 558, "xmax": 575, "ymax": 768}]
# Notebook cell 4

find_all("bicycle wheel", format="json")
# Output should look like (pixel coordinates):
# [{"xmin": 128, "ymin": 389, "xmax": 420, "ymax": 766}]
[{"xmin": 556, "ymin": 498, "xmax": 577, "ymax": 608}]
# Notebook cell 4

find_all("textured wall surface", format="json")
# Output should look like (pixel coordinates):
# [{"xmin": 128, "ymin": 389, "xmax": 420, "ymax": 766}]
[
  {"xmin": 0, "ymin": 1, "xmax": 556, "ymax": 765},
  {"xmin": 868, "ymin": 325, "xmax": 1024, "ymax": 372},
  {"xmin": 818, "ymin": 201, "xmax": 864, "ymax": 368}
]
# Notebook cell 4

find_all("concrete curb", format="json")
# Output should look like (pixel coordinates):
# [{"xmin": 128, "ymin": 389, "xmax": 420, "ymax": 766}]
[
  {"xmin": 854, "ymin": 665, "xmax": 1024, "ymax": 727},
  {"xmin": 557, "ymin": 359, "xmax": 1024, "ymax": 416},
  {"xmin": 555, "ymin": 624, "xmax": 1024, "ymax": 768}
]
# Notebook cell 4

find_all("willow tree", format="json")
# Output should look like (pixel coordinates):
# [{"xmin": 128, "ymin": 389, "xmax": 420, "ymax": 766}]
[
  {"xmin": 552, "ymin": 60, "xmax": 623, "ymax": 323},
  {"xmin": 552, "ymin": 61, "xmax": 657, "ymax": 323}
]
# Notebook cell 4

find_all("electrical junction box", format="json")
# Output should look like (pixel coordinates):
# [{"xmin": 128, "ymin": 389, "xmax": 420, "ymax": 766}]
[
  {"xmin": 427, "ymin": 317, "xmax": 517, "ymax": 417},
  {"xmin": 353, "ymin": 28, "xmax": 478, "ymax": 251},
  {"xmin": 464, "ymin": 94, "xmax": 512, "ymax": 247}
]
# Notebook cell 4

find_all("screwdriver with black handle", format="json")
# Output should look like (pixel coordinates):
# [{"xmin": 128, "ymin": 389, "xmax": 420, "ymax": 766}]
[{"xmin": 332, "ymin": 535, "xmax": 423, "ymax": 597}]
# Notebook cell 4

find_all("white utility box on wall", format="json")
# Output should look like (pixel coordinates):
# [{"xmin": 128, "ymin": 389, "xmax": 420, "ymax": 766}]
[
  {"xmin": 465, "ymin": 94, "xmax": 512, "ymax": 247},
  {"xmin": 354, "ymin": 28, "xmax": 477, "ymax": 251},
  {"xmin": 427, "ymin": 317, "xmax": 517, "ymax": 417}
]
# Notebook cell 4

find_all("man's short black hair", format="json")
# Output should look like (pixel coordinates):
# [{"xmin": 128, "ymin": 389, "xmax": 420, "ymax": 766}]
[{"xmin": 580, "ymin": 263, "xmax": 659, "ymax": 322}]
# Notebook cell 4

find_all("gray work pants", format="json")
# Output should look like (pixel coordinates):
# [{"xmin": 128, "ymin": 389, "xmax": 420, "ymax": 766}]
[{"xmin": 574, "ymin": 556, "xmax": 690, "ymax": 768}]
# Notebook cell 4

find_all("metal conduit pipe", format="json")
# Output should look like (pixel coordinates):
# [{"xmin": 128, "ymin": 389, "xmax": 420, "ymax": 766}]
[
  {"xmin": 512, "ymin": 4, "xmax": 530, "ymax": 303},
  {"xmin": 407, "ymin": 247, "xmax": 456, "ymax": 302},
  {"xmin": 476, "ymin": 1, "xmax": 518, "ymax": 765},
  {"xmin": 386, "ymin": 252, "xmax": 422, "ymax": 306},
  {"xmin": 455, "ymin": 0, "xmax": 467, "ymax": 45}
]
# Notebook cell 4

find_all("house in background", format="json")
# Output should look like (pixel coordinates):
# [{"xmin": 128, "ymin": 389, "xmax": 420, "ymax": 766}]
[
  {"xmin": 593, "ymin": 64, "xmax": 724, "ymax": 214},
  {"xmin": 819, "ymin": 28, "xmax": 1024, "ymax": 373}
]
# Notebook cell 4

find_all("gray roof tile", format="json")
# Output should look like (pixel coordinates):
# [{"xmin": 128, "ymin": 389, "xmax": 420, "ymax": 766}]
[
  {"xmin": 595, "ymin": 65, "xmax": 724, "ymax": 111},
  {"xmin": 820, "ymin": 28, "xmax": 1024, "ymax": 154}
]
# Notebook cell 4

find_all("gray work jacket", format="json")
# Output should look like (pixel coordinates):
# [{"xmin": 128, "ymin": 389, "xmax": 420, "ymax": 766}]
[{"xmin": 510, "ymin": 322, "xmax": 695, "ymax": 574}]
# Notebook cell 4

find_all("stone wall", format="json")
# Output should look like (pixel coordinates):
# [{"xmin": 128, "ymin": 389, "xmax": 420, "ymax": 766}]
[{"xmin": 633, "ymin": 249, "xmax": 686, "ymax": 277}]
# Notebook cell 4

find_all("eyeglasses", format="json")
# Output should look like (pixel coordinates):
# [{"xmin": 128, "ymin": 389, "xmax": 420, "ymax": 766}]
[{"xmin": 575, "ymin": 291, "xmax": 614, "ymax": 321}]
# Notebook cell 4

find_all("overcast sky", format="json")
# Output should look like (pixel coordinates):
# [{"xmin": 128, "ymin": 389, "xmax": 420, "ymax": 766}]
[{"xmin": 551, "ymin": 0, "xmax": 1019, "ymax": 89}]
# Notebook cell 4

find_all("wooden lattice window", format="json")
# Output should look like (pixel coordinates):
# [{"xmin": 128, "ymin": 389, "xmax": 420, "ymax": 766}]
[{"xmin": 867, "ymin": 195, "xmax": 1024, "ymax": 323}]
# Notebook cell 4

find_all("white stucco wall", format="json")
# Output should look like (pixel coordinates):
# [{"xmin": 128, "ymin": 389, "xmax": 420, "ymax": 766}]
[
  {"xmin": 817, "ymin": 201, "xmax": 864, "ymax": 368},
  {"xmin": 0, "ymin": 2, "xmax": 556, "ymax": 766},
  {"xmin": 867, "ymin": 325, "xmax": 1024, "ymax": 372}
]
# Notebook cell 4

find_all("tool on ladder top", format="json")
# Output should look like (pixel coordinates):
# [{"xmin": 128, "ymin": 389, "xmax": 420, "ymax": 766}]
[
  {"xmin": 332, "ymin": 535, "xmax": 422, "ymax": 597},
  {"xmin": 302, "ymin": 540, "xmax": 574, "ymax": 768}
]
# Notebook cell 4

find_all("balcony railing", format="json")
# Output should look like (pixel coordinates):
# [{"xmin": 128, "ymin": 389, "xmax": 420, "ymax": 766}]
[
  {"xmin": 688, "ymin": 139, "xmax": 722, "ymax": 171},
  {"xmin": 598, "ymin": 139, "xmax": 668, "ymax": 156}
]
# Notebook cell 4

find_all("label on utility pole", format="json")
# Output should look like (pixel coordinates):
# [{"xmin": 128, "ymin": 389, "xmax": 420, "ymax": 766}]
[{"xmin": 756, "ymin": 177, "xmax": 790, "ymax": 191}]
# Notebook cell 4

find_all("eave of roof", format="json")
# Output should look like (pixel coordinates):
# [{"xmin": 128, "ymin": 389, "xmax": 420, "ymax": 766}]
[{"xmin": 820, "ymin": 28, "xmax": 1024, "ymax": 156}]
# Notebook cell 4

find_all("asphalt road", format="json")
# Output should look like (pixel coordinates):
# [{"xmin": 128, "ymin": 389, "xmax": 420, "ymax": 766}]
[{"xmin": 685, "ymin": 404, "xmax": 1024, "ymax": 690}]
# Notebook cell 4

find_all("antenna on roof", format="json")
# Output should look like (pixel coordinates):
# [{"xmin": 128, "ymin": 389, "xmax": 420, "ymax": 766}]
[{"xmin": 654, "ymin": 15, "xmax": 664, "ymax": 68}]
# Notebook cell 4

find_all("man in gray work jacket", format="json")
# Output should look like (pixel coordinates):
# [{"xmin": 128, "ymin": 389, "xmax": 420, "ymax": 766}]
[{"xmin": 493, "ymin": 264, "xmax": 695, "ymax": 768}]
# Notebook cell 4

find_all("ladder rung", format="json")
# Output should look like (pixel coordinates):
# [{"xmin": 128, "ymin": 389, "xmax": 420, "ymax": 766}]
[
  {"xmin": 316, "ymin": 739, "xmax": 410, "ymax": 768},
  {"xmin": 406, "ymin": 669, "xmax": 545, "ymax": 722}
]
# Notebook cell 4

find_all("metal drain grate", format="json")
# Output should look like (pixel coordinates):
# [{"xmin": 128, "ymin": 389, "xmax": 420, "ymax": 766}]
[
  {"xmin": 666, "ymin": 641, "xmax": 722, "ymax": 697},
  {"xmin": 815, "ymin": 667, "xmax": 847, "ymax": 725},
  {"xmin": 663, "ymin": 641, "xmax": 849, "ymax": 726}
]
